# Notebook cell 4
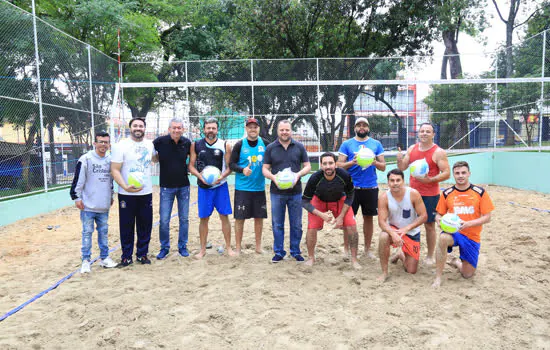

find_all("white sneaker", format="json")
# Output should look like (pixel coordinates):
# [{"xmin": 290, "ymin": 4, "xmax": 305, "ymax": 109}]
[
  {"xmin": 80, "ymin": 260, "xmax": 91, "ymax": 274},
  {"xmin": 99, "ymin": 257, "xmax": 118, "ymax": 268}
]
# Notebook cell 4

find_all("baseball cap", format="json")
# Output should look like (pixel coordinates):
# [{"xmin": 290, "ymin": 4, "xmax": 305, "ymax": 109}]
[
  {"xmin": 355, "ymin": 117, "xmax": 369, "ymax": 126},
  {"xmin": 245, "ymin": 117, "xmax": 259, "ymax": 126}
]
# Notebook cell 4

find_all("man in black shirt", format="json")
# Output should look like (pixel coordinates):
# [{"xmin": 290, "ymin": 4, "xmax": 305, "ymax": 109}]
[
  {"xmin": 152, "ymin": 118, "xmax": 192, "ymax": 259},
  {"xmin": 302, "ymin": 152, "xmax": 361, "ymax": 269}
]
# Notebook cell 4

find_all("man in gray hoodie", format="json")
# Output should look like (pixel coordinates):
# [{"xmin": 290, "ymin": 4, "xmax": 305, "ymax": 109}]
[{"xmin": 70, "ymin": 132, "xmax": 118, "ymax": 273}]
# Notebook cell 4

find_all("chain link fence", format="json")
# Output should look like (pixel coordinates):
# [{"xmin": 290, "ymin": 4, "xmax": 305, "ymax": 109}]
[{"xmin": 1, "ymin": 0, "xmax": 549, "ymax": 199}]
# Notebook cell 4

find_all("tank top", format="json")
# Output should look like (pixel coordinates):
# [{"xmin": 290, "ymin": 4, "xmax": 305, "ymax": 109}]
[
  {"xmin": 195, "ymin": 138, "xmax": 227, "ymax": 189},
  {"xmin": 235, "ymin": 138, "xmax": 266, "ymax": 191},
  {"xmin": 387, "ymin": 187, "xmax": 420, "ymax": 237},
  {"xmin": 409, "ymin": 143, "xmax": 440, "ymax": 196}
]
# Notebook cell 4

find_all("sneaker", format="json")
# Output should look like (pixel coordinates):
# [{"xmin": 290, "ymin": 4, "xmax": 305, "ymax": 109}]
[
  {"xmin": 156, "ymin": 249, "xmax": 169, "ymax": 260},
  {"xmin": 271, "ymin": 255, "xmax": 284, "ymax": 263},
  {"xmin": 118, "ymin": 258, "xmax": 133, "ymax": 267},
  {"xmin": 206, "ymin": 242, "xmax": 213, "ymax": 249},
  {"xmin": 179, "ymin": 247, "xmax": 189, "ymax": 257},
  {"xmin": 136, "ymin": 256, "xmax": 151, "ymax": 264},
  {"xmin": 80, "ymin": 260, "xmax": 91, "ymax": 274},
  {"xmin": 294, "ymin": 254, "xmax": 305, "ymax": 262},
  {"xmin": 99, "ymin": 257, "xmax": 118, "ymax": 268}
]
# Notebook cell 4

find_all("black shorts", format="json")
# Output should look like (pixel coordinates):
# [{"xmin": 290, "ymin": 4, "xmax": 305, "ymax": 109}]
[
  {"xmin": 352, "ymin": 188, "xmax": 379, "ymax": 216},
  {"xmin": 234, "ymin": 190, "xmax": 268, "ymax": 220}
]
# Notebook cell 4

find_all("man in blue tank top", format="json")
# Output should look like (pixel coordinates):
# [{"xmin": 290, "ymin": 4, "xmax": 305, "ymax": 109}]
[
  {"xmin": 229, "ymin": 118, "xmax": 270, "ymax": 255},
  {"xmin": 189, "ymin": 118, "xmax": 234, "ymax": 259}
]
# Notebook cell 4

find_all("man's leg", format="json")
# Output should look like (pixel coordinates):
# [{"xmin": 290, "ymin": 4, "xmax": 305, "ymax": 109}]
[
  {"xmin": 305, "ymin": 229, "xmax": 318, "ymax": 266},
  {"xmin": 363, "ymin": 215, "xmax": 375, "ymax": 258},
  {"xmin": 270, "ymin": 193, "xmax": 286, "ymax": 259},
  {"xmin": 195, "ymin": 217, "xmax": 210, "ymax": 259},
  {"xmin": 377, "ymin": 231, "xmax": 392, "ymax": 282},
  {"xmin": 195, "ymin": 187, "xmax": 215, "ymax": 259},
  {"xmin": 176, "ymin": 186, "xmax": 190, "ymax": 256},
  {"xmin": 432, "ymin": 233, "xmax": 454, "ymax": 288},
  {"xmin": 158, "ymin": 187, "xmax": 176, "ymax": 255},
  {"xmin": 118, "ymin": 194, "xmax": 136, "ymax": 262},
  {"xmin": 136, "ymin": 194, "xmax": 153, "ymax": 260},
  {"xmin": 80, "ymin": 211, "xmax": 94, "ymax": 262},
  {"xmin": 95, "ymin": 212, "xmax": 110, "ymax": 260},
  {"xmin": 424, "ymin": 222, "xmax": 437, "ymax": 265},
  {"xmin": 219, "ymin": 214, "xmax": 236, "ymax": 256},
  {"xmin": 450, "ymin": 258, "xmax": 476, "ymax": 279},
  {"xmin": 288, "ymin": 193, "xmax": 304, "ymax": 260},
  {"xmin": 344, "ymin": 226, "xmax": 361, "ymax": 269},
  {"xmin": 235, "ymin": 219, "xmax": 245, "ymax": 254},
  {"xmin": 254, "ymin": 218, "xmax": 264, "ymax": 254}
]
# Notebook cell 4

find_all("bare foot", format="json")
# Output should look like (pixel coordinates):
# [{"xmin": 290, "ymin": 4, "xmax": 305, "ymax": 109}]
[
  {"xmin": 233, "ymin": 249, "xmax": 241, "ymax": 256},
  {"xmin": 227, "ymin": 248, "xmax": 237, "ymax": 257},
  {"xmin": 364, "ymin": 250, "xmax": 376, "ymax": 259},
  {"xmin": 424, "ymin": 256, "xmax": 435, "ymax": 266},
  {"xmin": 255, "ymin": 249, "xmax": 266, "ymax": 255},
  {"xmin": 431, "ymin": 277, "xmax": 442, "ymax": 288},
  {"xmin": 351, "ymin": 260, "xmax": 362, "ymax": 270},
  {"xmin": 377, "ymin": 273, "xmax": 388, "ymax": 282},
  {"xmin": 304, "ymin": 258, "xmax": 315, "ymax": 266},
  {"xmin": 194, "ymin": 250, "xmax": 206, "ymax": 260},
  {"xmin": 447, "ymin": 257, "xmax": 462, "ymax": 269},
  {"xmin": 390, "ymin": 253, "xmax": 400, "ymax": 264}
]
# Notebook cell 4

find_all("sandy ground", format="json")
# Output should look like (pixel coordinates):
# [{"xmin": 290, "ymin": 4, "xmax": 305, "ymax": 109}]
[{"xmin": 0, "ymin": 184, "xmax": 549, "ymax": 349}]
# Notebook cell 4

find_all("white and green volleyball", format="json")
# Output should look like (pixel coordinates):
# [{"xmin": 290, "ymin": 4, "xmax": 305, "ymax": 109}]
[
  {"xmin": 202, "ymin": 166, "xmax": 222, "ymax": 186},
  {"xmin": 410, "ymin": 158, "xmax": 429, "ymax": 178},
  {"xmin": 276, "ymin": 169, "xmax": 295, "ymax": 190},
  {"xmin": 356, "ymin": 147, "xmax": 375, "ymax": 169},
  {"xmin": 127, "ymin": 171, "xmax": 145, "ymax": 188},
  {"xmin": 440, "ymin": 213, "xmax": 462, "ymax": 233}
]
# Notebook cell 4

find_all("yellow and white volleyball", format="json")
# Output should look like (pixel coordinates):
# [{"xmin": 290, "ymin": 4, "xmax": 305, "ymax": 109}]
[
  {"xmin": 127, "ymin": 171, "xmax": 145, "ymax": 188},
  {"xmin": 276, "ymin": 169, "xmax": 295, "ymax": 190},
  {"xmin": 410, "ymin": 158, "xmax": 429, "ymax": 178},
  {"xmin": 356, "ymin": 147, "xmax": 375, "ymax": 169},
  {"xmin": 202, "ymin": 166, "xmax": 222, "ymax": 186},
  {"xmin": 440, "ymin": 213, "xmax": 462, "ymax": 233}
]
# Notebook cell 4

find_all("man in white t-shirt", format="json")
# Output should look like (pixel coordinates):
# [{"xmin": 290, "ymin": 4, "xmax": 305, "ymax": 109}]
[{"xmin": 111, "ymin": 118, "xmax": 156, "ymax": 267}]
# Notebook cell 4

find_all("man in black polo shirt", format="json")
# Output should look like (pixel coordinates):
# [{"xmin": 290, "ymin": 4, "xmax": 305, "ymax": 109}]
[
  {"xmin": 152, "ymin": 118, "xmax": 192, "ymax": 259},
  {"xmin": 262, "ymin": 120, "xmax": 311, "ymax": 263}
]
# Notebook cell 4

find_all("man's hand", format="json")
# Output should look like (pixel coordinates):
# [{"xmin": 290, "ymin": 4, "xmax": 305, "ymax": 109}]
[
  {"xmin": 396, "ymin": 147, "xmax": 404, "ymax": 162},
  {"xmin": 413, "ymin": 175, "xmax": 432, "ymax": 184},
  {"xmin": 75, "ymin": 200, "xmax": 84, "ymax": 210},
  {"xmin": 390, "ymin": 231, "xmax": 404, "ymax": 247},
  {"xmin": 318, "ymin": 211, "xmax": 334, "ymax": 224},
  {"xmin": 125, "ymin": 185, "xmax": 142, "ymax": 193},
  {"xmin": 243, "ymin": 164, "xmax": 252, "ymax": 176},
  {"xmin": 334, "ymin": 215, "xmax": 344, "ymax": 229}
]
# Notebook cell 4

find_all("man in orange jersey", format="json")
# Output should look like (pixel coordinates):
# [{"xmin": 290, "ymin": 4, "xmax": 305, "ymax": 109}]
[
  {"xmin": 396, "ymin": 123, "xmax": 450, "ymax": 265},
  {"xmin": 431, "ymin": 161, "xmax": 494, "ymax": 288}
]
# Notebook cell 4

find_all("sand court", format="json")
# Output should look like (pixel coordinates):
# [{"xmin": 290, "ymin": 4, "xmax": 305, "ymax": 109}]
[{"xmin": 0, "ymin": 185, "xmax": 549, "ymax": 348}]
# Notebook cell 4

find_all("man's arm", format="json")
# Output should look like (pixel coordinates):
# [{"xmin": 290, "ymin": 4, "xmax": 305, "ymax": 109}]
[
  {"xmin": 396, "ymin": 145, "xmax": 412, "ymax": 171},
  {"xmin": 461, "ymin": 212, "xmax": 491, "ymax": 230},
  {"xmin": 377, "ymin": 194, "xmax": 402, "ymax": 245},
  {"xmin": 373, "ymin": 154, "xmax": 386, "ymax": 172},
  {"xmin": 217, "ymin": 141, "xmax": 233, "ymax": 183},
  {"xmin": 111, "ymin": 162, "xmax": 140, "ymax": 193},
  {"xmin": 406, "ymin": 189, "xmax": 428, "ymax": 231},
  {"xmin": 70, "ymin": 158, "xmax": 86, "ymax": 210},
  {"xmin": 432, "ymin": 148, "xmax": 450, "ymax": 182},
  {"xmin": 337, "ymin": 152, "xmax": 356, "ymax": 170},
  {"xmin": 229, "ymin": 140, "xmax": 245, "ymax": 173},
  {"xmin": 262, "ymin": 163, "xmax": 277, "ymax": 184},
  {"xmin": 188, "ymin": 142, "xmax": 205, "ymax": 184}
]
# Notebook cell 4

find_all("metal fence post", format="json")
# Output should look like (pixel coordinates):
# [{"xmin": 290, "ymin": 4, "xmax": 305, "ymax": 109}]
[
  {"xmin": 539, "ymin": 30, "xmax": 546, "ymax": 151},
  {"xmin": 87, "ymin": 45, "xmax": 95, "ymax": 137},
  {"xmin": 251, "ymin": 59, "xmax": 255, "ymax": 118}
]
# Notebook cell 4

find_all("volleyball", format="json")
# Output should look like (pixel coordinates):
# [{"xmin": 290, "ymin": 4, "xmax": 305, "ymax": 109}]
[
  {"xmin": 276, "ymin": 169, "xmax": 295, "ymax": 190},
  {"xmin": 356, "ymin": 147, "xmax": 375, "ymax": 169},
  {"xmin": 127, "ymin": 171, "xmax": 145, "ymax": 188},
  {"xmin": 440, "ymin": 213, "xmax": 462, "ymax": 233},
  {"xmin": 410, "ymin": 159, "xmax": 429, "ymax": 178},
  {"xmin": 202, "ymin": 166, "xmax": 222, "ymax": 186}
]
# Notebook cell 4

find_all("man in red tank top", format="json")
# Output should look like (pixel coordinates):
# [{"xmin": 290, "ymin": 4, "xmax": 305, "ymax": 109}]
[{"xmin": 396, "ymin": 123, "xmax": 450, "ymax": 265}]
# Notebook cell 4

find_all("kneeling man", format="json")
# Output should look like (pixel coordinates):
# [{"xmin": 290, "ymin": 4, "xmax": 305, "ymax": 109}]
[
  {"xmin": 378, "ymin": 169, "xmax": 427, "ymax": 281},
  {"xmin": 302, "ymin": 152, "xmax": 361, "ymax": 269}
]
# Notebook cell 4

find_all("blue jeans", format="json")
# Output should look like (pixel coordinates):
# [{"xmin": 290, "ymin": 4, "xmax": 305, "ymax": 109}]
[
  {"xmin": 80, "ymin": 211, "xmax": 109, "ymax": 261},
  {"xmin": 270, "ymin": 192, "xmax": 303, "ymax": 257},
  {"xmin": 159, "ymin": 186, "xmax": 190, "ymax": 251}
]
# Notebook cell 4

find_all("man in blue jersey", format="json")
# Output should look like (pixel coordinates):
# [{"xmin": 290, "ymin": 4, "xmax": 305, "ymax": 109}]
[
  {"xmin": 189, "ymin": 118, "xmax": 234, "ymax": 259},
  {"xmin": 229, "ymin": 118, "xmax": 269, "ymax": 255},
  {"xmin": 337, "ymin": 117, "xmax": 386, "ymax": 259}
]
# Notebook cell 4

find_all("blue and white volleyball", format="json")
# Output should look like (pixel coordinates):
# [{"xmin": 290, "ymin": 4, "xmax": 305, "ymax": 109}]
[
  {"xmin": 276, "ymin": 169, "xmax": 295, "ymax": 190},
  {"xmin": 356, "ymin": 147, "xmax": 375, "ymax": 169},
  {"xmin": 202, "ymin": 166, "xmax": 222, "ymax": 186},
  {"xmin": 127, "ymin": 171, "xmax": 145, "ymax": 188},
  {"xmin": 410, "ymin": 159, "xmax": 429, "ymax": 178},
  {"xmin": 440, "ymin": 213, "xmax": 462, "ymax": 233}
]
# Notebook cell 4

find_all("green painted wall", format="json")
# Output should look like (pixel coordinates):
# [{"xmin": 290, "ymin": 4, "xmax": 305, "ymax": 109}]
[{"xmin": 1, "ymin": 152, "xmax": 548, "ymax": 227}]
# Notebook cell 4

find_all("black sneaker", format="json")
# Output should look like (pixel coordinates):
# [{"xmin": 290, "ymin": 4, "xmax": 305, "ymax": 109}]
[
  {"xmin": 136, "ymin": 256, "xmax": 151, "ymax": 264},
  {"xmin": 118, "ymin": 258, "xmax": 133, "ymax": 267},
  {"xmin": 294, "ymin": 254, "xmax": 305, "ymax": 262}
]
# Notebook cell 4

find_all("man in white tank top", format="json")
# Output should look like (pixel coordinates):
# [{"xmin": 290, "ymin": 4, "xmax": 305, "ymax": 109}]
[{"xmin": 377, "ymin": 169, "xmax": 427, "ymax": 282}]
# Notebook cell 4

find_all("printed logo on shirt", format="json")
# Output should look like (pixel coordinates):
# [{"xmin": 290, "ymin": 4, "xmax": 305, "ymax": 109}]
[{"xmin": 120, "ymin": 201, "xmax": 126, "ymax": 209}]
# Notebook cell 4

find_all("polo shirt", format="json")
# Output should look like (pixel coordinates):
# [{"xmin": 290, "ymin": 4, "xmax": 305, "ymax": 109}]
[
  {"xmin": 153, "ymin": 134, "xmax": 191, "ymax": 188},
  {"xmin": 264, "ymin": 138, "xmax": 309, "ymax": 195}
]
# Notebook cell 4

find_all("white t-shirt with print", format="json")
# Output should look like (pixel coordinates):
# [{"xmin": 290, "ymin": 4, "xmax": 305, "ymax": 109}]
[{"xmin": 111, "ymin": 138, "xmax": 154, "ymax": 195}]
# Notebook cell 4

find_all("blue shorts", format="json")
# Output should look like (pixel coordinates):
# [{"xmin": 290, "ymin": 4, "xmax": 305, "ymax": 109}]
[
  {"xmin": 422, "ymin": 195, "xmax": 440, "ymax": 223},
  {"xmin": 445, "ymin": 232, "xmax": 481, "ymax": 268},
  {"xmin": 198, "ymin": 182, "xmax": 232, "ymax": 218}
]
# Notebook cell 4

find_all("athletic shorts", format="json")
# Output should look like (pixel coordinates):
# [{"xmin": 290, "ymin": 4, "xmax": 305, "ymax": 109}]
[
  {"xmin": 352, "ymin": 188, "xmax": 379, "ymax": 216},
  {"xmin": 445, "ymin": 231, "xmax": 481, "ymax": 268},
  {"xmin": 422, "ymin": 195, "xmax": 440, "ymax": 223},
  {"xmin": 308, "ymin": 196, "xmax": 356, "ymax": 229},
  {"xmin": 198, "ymin": 182, "xmax": 232, "ymax": 218},
  {"xmin": 234, "ymin": 190, "xmax": 268, "ymax": 220},
  {"xmin": 391, "ymin": 232, "xmax": 420, "ymax": 261}
]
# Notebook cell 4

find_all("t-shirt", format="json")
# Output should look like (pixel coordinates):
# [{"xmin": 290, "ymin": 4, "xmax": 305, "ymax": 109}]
[
  {"xmin": 302, "ymin": 168, "xmax": 354, "ymax": 212},
  {"xmin": 194, "ymin": 138, "xmax": 227, "ymax": 189},
  {"xmin": 264, "ymin": 138, "xmax": 309, "ymax": 195},
  {"xmin": 436, "ymin": 184, "xmax": 495, "ymax": 242},
  {"xmin": 111, "ymin": 138, "xmax": 155, "ymax": 195},
  {"xmin": 338, "ymin": 137, "xmax": 384, "ymax": 188},
  {"xmin": 153, "ymin": 134, "xmax": 191, "ymax": 188}
]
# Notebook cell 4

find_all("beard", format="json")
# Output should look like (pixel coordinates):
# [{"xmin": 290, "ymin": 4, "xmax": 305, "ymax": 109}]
[
  {"xmin": 356, "ymin": 130, "xmax": 369, "ymax": 138},
  {"xmin": 131, "ymin": 130, "xmax": 144, "ymax": 140}
]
